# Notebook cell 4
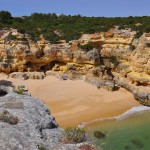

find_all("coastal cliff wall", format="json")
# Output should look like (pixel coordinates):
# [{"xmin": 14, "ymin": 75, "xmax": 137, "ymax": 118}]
[{"xmin": 0, "ymin": 28, "xmax": 150, "ymax": 105}]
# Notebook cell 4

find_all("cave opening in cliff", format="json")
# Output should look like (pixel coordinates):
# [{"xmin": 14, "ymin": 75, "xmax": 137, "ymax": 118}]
[
  {"xmin": 40, "ymin": 66, "xmax": 47, "ymax": 73},
  {"xmin": 49, "ymin": 61, "xmax": 66, "ymax": 70},
  {"xmin": 136, "ymin": 82, "xmax": 148, "ymax": 87},
  {"xmin": 49, "ymin": 61, "xmax": 57, "ymax": 69},
  {"xmin": 26, "ymin": 62, "xmax": 32, "ymax": 68},
  {"xmin": 0, "ymin": 90, "xmax": 7, "ymax": 97},
  {"xmin": 40, "ymin": 61, "xmax": 66, "ymax": 72}
]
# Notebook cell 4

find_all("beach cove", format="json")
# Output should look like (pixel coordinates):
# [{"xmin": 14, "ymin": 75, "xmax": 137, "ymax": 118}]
[{"xmin": 0, "ymin": 73, "xmax": 140, "ymax": 127}]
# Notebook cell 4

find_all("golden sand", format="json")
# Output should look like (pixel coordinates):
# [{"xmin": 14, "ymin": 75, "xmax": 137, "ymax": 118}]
[{"xmin": 0, "ymin": 73, "xmax": 140, "ymax": 127}]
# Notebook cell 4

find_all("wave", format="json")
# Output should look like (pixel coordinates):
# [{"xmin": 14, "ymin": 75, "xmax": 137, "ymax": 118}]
[
  {"xmin": 116, "ymin": 106, "xmax": 150, "ymax": 120},
  {"xmin": 83, "ymin": 106, "xmax": 150, "ymax": 126}
]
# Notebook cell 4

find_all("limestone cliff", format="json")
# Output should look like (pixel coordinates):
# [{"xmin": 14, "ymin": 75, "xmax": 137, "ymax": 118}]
[{"xmin": 0, "ymin": 28, "xmax": 150, "ymax": 105}]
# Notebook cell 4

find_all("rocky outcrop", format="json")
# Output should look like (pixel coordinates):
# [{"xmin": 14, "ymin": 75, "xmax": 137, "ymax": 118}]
[
  {"xmin": 9, "ymin": 72, "xmax": 45, "ymax": 80},
  {"xmin": 0, "ymin": 85, "xmax": 89, "ymax": 150},
  {"xmin": 0, "ymin": 28, "xmax": 150, "ymax": 105},
  {"xmin": 100, "ymin": 29, "xmax": 150, "ymax": 105},
  {"xmin": 114, "ymin": 74, "xmax": 150, "ymax": 106}
]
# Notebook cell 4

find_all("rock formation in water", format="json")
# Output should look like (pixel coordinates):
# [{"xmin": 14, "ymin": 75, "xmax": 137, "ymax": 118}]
[{"xmin": 0, "ymin": 28, "xmax": 150, "ymax": 105}]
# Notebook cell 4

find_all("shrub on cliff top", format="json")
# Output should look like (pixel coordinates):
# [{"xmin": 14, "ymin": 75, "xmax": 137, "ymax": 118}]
[
  {"xmin": 8, "ymin": 34, "xmax": 17, "ymax": 40},
  {"xmin": 0, "ymin": 11, "xmax": 12, "ymax": 24},
  {"xmin": 110, "ymin": 56, "xmax": 119, "ymax": 66},
  {"xmin": 134, "ymin": 31, "xmax": 143, "ymax": 39},
  {"xmin": 1, "ymin": 11, "xmax": 150, "ymax": 42},
  {"xmin": 19, "ymin": 37, "xmax": 28, "ymax": 41},
  {"xmin": 78, "ymin": 43, "xmax": 94, "ymax": 52}
]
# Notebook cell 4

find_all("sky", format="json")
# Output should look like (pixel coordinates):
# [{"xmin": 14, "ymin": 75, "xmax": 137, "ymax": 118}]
[{"xmin": 0, "ymin": 0, "xmax": 150, "ymax": 17}]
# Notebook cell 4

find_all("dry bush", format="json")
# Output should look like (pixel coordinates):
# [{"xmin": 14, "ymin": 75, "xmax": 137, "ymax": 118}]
[
  {"xmin": 0, "ymin": 110, "xmax": 18, "ymax": 125},
  {"xmin": 62, "ymin": 127, "xmax": 86, "ymax": 144},
  {"xmin": 78, "ymin": 144, "xmax": 100, "ymax": 150}
]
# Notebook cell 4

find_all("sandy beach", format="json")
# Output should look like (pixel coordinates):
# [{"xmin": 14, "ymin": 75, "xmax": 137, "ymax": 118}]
[{"xmin": 0, "ymin": 73, "xmax": 140, "ymax": 127}]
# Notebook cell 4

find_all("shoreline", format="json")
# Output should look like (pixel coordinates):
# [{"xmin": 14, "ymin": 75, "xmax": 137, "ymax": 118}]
[
  {"xmin": 83, "ymin": 105, "xmax": 150, "ymax": 126},
  {"xmin": 0, "ymin": 73, "xmax": 140, "ymax": 127}
]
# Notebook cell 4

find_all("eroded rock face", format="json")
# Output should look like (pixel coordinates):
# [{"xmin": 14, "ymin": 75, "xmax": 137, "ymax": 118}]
[
  {"xmin": 9, "ymin": 72, "xmax": 45, "ymax": 80},
  {"xmin": 0, "ymin": 28, "xmax": 150, "ymax": 105},
  {"xmin": 0, "ymin": 85, "xmax": 80, "ymax": 150},
  {"xmin": 73, "ymin": 48, "xmax": 100, "ymax": 65}
]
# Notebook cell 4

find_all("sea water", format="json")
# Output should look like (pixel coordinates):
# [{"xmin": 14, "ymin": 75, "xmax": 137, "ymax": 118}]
[{"xmin": 86, "ymin": 106, "xmax": 150, "ymax": 150}]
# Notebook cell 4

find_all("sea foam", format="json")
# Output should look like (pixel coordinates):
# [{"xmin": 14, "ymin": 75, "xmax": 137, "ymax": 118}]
[
  {"xmin": 84, "ymin": 106, "xmax": 150, "ymax": 125},
  {"xmin": 115, "ymin": 106, "xmax": 150, "ymax": 120}
]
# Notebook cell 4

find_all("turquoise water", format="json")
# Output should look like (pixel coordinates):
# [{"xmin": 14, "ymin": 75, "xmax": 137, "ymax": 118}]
[{"xmin": 86, "ymin": 109, "xmax": 150, "ymax": 150}]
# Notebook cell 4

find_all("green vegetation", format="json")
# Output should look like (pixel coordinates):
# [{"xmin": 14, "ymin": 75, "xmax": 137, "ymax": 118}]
[
  {"xmin": 1, "ymin": 11, "xmax": 150, "ymax": 43},
  {"xmin": 110, "ymin": 56, "xmax": 119, "ymax": 66},
  {"xmin": 0, "ymin": 11, "xmax": 12, "ymax": 24},
  {"xmin": 14, "ymin": 86, "xmax": 25, "ymax": 94},
  {"xmin": 78, "ymin": 43, "xmax": 94, "ymax": 52},
  {"xmin": 8, "ymin": 34, "xmax": 17, "ymax": 40},
  {"xmin": 63, "ymin": 127, "xmax": 86, "ymax": 144},
  {"xmin": 38, "ymin": 146, "xmax": 46, "ymax": 150},
  {"xmin": 134, "ymin": 31, "xmax": 143, "ymax": 39}
]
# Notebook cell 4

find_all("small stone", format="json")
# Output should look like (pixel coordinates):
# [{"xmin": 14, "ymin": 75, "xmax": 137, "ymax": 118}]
[{"xmin": 94, "ymin": 131, "xmax": 105, "ymax": 139}]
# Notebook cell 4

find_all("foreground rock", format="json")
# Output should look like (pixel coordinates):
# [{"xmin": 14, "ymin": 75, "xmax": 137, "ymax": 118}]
[{"xmin": 0, "ymin": 85, "xmax": 87, "ymax": 150}]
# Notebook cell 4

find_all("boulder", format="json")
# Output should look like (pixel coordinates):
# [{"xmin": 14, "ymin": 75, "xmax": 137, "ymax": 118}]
[{"xmin": 94, "ymin": 131, "xmax": 105, "ymax": 139}]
